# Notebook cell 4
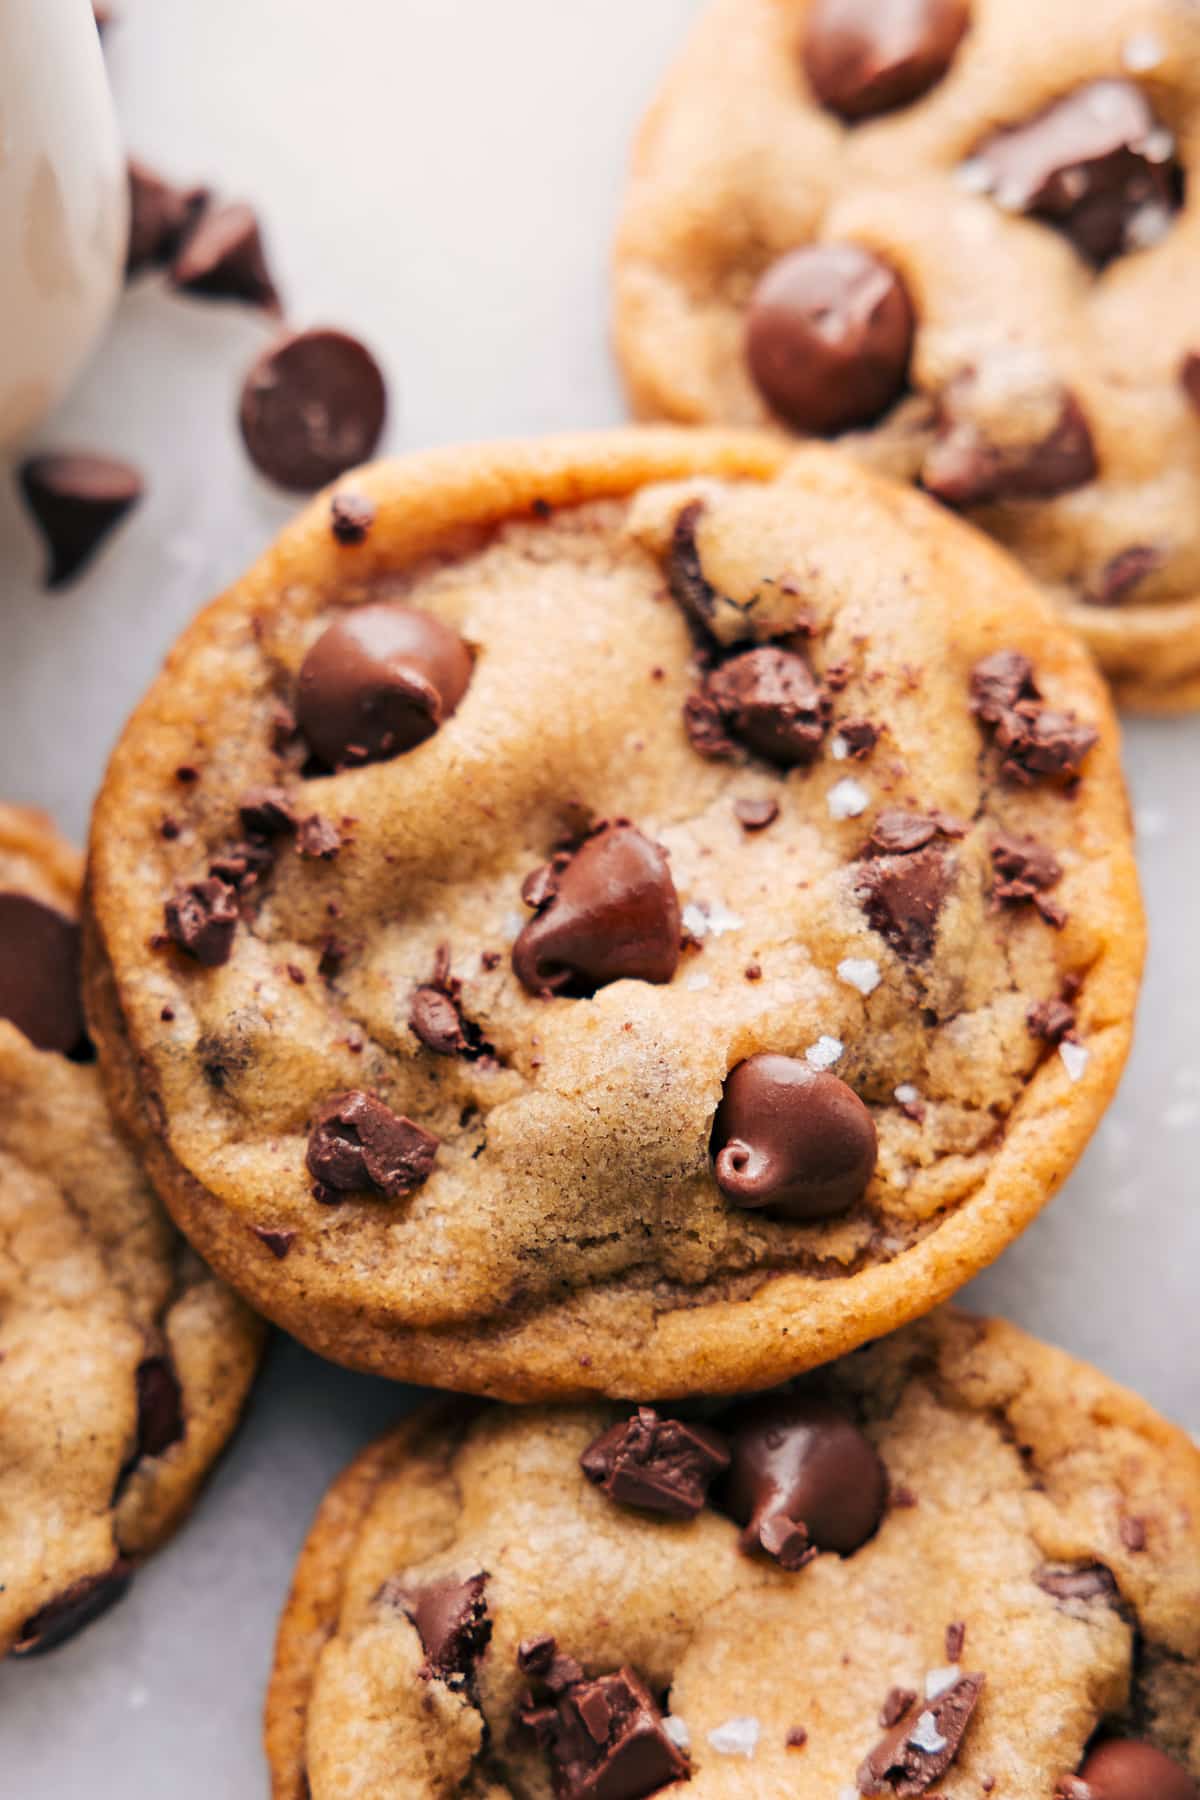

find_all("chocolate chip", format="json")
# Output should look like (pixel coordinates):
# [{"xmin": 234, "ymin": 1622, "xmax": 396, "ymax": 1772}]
[
  {"xmin": 170, "ymin": 200, "xmax": 280, "ymax": 308},
  {"xmin": 330, "ymin": 492, "xmax": 376, "ymax": 545},
  {"xmin": 991, "ymin": 832, "xmax": 1065, "ymax": 926},
  {"xmin": 1119, "ymin": 1515, "xmax": 1147, "ymax": 1552},
  {"xmin": 522, "ymin": 1665, "xmax": 689, "ymax": 1800},
  {"xmin": 236, "ymin": 787, "xmax": 295, "ymax": 838},
  {"xmin": 787, "ymin": 1726, "xmax": 809, "ymax": 1749},
  {"xmin": 18, "ymin": 453, "xmax": 142, "ymax": 588},
  {"xmin": 694, "ymin": 645, "xmax": 831, "ymax": 767},
  {"xmin": 683, "ymin": 689, "xmax": 739, "ymax": 759},
  {"xmin": 969, "ymin": 654, "xmax": 1097, "ymax": 784},
  {"xmin": 580, "ymin": 1408, "xmax": 731, "ymax": 1518},
  {"xmin": 718, "ymin": 1391, "xmax": 888, "ymax": 1566},
  {"xmin": 858, "ymin": 1673, "xmax": 985, "ymax": 1796},
  {"xmin": 164, "ymin": 876, "xmax": 239, "ymax": 967},
  {"xmin": 1074, "ymin": 1741, "xmax": 1199, "ymax": 1800},
  {"xmin": 513, "ymin": 822, "xmax": 681, "ymax": 997},
  {"xmin": 867, "ymin": 810, "xmax": 964, "ymax": 855},
  {"xmin": 803, "ymin": 0, "xmax": 969, "ymax": 120},
  {"xmin": 967, "ymin": 80, "xmax": 1181, "ymax": 266},
  {"xmin": 296, "ymin": 603, "xmax": 472, "ymax": 770},
  {"xmin": 209, "ymin": 837, "xmax": 276, "ymax": 893},
  {"xmin": 134, "ymin": 1357, "xmax": 184, "ymax": 1461},
  {"xmin": 239, "ymin": 327, "xmax": 386, "ymax": 492},
  {"xmin": 746, "ymin": 244, "xmax": 914, "ymax": 434},
  {"xmin": 665, "ymin": 499, "xmax": 719, "ymax": 633},
  {"xmin": 734, "ymin": 796, "xmax": 780, "ymax": 831},
  {"xmin": 254, "ymin": 1227, "xmax": 295, "ymax": 1260},
  {"xmin": 410, "ymin": 986, "xmax": 468, "ymax": 1056},
  {"xmin": 1034, "ymin": 1562, "xmax": 1117, "ymax": 1602},
  {"xmin": 12, "ymin": 1560, "xmax": 134, "ymax": 1656},
  {"xmin": 970, "ymin": 650, "xmax": 1037, "ymax": 720},
  {"xmin": 297, "ymin": 815, "xmax": 341, "ymax": 861},
  {"xmin": 881, "ymin": 1687, "xmax": 919, "ymax": 1729},
  {"xmin": 944, "ymin": 1621, "xmax": 966, "ymax": 1661},
  {"xmin": 126, "ymin": 158, "xmax": 207, "ymax": 274},
  {"xmin": 856, "ymin": 847, "xmax": 951, "ymax": 961},
  {"xmin": 1086, "ymin": 545, "xmax": 1163, "ymax": 607},
  {"xmin": 838, "ymin": 718, "xmax": 879, "ymax": 758},
  {"xmin": 306, "ymin": 1090, "xmax": 438, "ymax": 1201},
  {"xmin": 712, "ymin": 1054, "xmax": 877, "ymax": 1221},
  {"xmin": 923, "ymin": 389, "xmax": 1097, "ymax": 505},
  {"xmin": 518, "ymin": 1635, "xmax": 559, "ymax": 1678},
  {"xmin": 388, "ymin": 1573, "xmax": 490, "ymax": 1683},
  {"xmin": 0, "ymin": 894, "xmax": 86, "ymax": 1054}
]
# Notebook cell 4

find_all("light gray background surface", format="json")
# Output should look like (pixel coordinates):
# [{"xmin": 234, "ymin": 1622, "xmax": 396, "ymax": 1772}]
[{"xmin": 2, "ymin": 2, "xmax": 1197, "ymax": 1790}]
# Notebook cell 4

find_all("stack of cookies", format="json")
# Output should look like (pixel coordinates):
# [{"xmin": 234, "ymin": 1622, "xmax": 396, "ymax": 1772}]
[{"xmin": 3, "ymin": 4, "xmax": 1199, "ymax": 1796}]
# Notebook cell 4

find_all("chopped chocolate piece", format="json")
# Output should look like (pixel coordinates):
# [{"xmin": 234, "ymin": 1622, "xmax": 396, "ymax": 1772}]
[
  {"xmin": 209, "ymin": 836, "xmax": 276, "ymax": 892},
  {"xmin": 666, "ymin": 499, "xmax": 719, "ymax": 632},
  {"xmin": 306, "ymin": 1090, "xmax": 438, "ymax": 1201},
  {"xmin": 923, "ymin": 390, "xmax": 1097, "ymax": 506},
  {"xmin": 747, "ymin": 243, "xmax": 914, "ymax": 434},
  {"xmin": 1073, "ymin": 1739, "xmax": 1199, "ymax": 1800},
  {"xmin": 744, "ymin": 962, "xmax": 762, "ymax": 981},
  {"xmin": 0, "ymin": 893, "xmax": 86, "ymax": 1054},
  {"xmin": 18, "ymin": 453, "xmax": 142, "ymax": 587},
  {"xmin": 1119, "ymin": 1515, "xmax": 1147, "ymax": 1552},
  {"xmin": 160, "ymin": 816, "xmax": 181, "ymax": 841},
  {"xmin": 518, "ymin": 1635, "xmax": 559, "ymax": 1678},
  {"xmin": 944, "ymin": 1621, "xmax": 966, "ymax": 1661},
  {"xmin": 787, "ymin": 1726, "xmax": 809, "ymax": 1750},
  {"xmin": 701, "ymin": 644, "xmax": 831, "ymax": 767},
  {"xmin": 238, "ymin": 786, "xmax": 296, "ymax": 836},
  {"xmin": 734, "ymin": 796, "xmax": 780, "ymax": 832},
  {"xmin": 170, "ymin": 200, "xmax": 280, "ymax": 308},
  {"xmin": 803, "ymin": 0, "xmax": 969, "ymax": 121},
  {"xmin": 881, "ymin": 1687, "xmax": 919, "ymax": 1729},
  {"xmin": 254, "ymin": 1227, "xmax": 295, "ymax": 1260},
  {"xmin": 712, "ymin": 1053, "xmax": 877, "ymax": 1223},
  {"xmin": 683, "ymin": 689, "xmax": 739, "ymax": 759},
  {"xmin": 126, "ymin": 158, "xmax": 208, "ymax": 274},
  {"xmin": 970, "ymin": 654, "xmax": 1098, "ymax": 785},
  {"xmin": 11, "ymin": 1559, "xmax": 134, "ymax": 1656},
  {"xmin": 991, "ymin": 833, "xmax": 1066, "ymax": 925},
  {"xmin": 522, "ymin": 1664, "xmax": 690, "ymax": 1800},
  {"xmin": 719, "ymin": 1390, "xmax": 888, "ymax": 1565},
  {"xmin": 164, "ymin": 876, "xmax": 239, "ymax": 967},
  {"xmin": 1034, "ymin": 1563, "xmax": 1117, "ymax": 1602},
  {"xmin": 513, "ymin": 821, "xmax": 681, "ymax": 997},
  {"xmin": 330, "ymin": 491, "xmax": 377, "ymax": 544},
  {"xmin": 134, "ymin": 1356, "xmax": 184, "ymax": 1461},
  {"xmin": 388, "ymin": 1572, "xmax": 490, "ymax": 1682},
  {"xmin": 174, "ymin": 765, "xmax": 200, "ymax": 783},
  {"xmin": 857, "ymin": 1673, "xmax": 985, "ymax": 1796},
  {"xmin": 297, "ymin": 602, "xmax": 472, "ymax": 770},
  {"xmin": 1086, "ymin": 545, "xmax": 1163, "ymax": 606},
  {"xmin": 867, "ymin": 810, "xmax": 963, "ymax": 855},
  {"xmin": 318, "ymin": 937, "xmax": 346, "ymax": 979},
  {"xmin": 297, "ymin": 815, "xmax": 341, "ymax": 861},
  {"xmin": 837, "ymin": 718, "xmax": 879, "ymax": 758},
  {"xmin": 855, "ymin": 847, "xmax": 951, "ymax": 961},
  {"xmin": 410, "ymin": 986, "xmax": 468, "ymax": 1057},
  {"xmin": 970, "ymin": 651, "xmax": 1038, "ymax": 722},
  {"xmin": 580, "ymin": 1408, "xmax": 730, "ymax": 1518},
  {"xmin": 238, "ymin": 327, "xmax": 386, "ymax": 492}
]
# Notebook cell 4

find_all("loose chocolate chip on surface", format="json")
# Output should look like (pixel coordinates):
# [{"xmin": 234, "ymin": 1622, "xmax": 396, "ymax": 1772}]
[
  {"xmin": 1035, "ymin": 1562, "xmax": 1117, "ymax": 1602},
  {"xmin": 580, "ymin": 1407, "xmax": 730, "ymax": 1517},
  {"xmin": 238, "ymin": 786, "xmax": 296, "ymax": 837},
  {"xmin": 923, "ymin": 390, "xmax": 1097, "ymax": 505},
  {"xmin": 306, "ymin": 1090, "xmax": 438, "ymax": 1201},
  {"xmin": 388, "ymin": 1572, "xmax": 491, "ymax": 1683},
  {"xmin": 410, "ymin": 986, "xmax": 468, "ymax": 1057},
  {"xmin": 239, "ymin": 327, "xmax": 386, "ymax": 492},
  {"xmin": 12, "ymin": 1560, "xmax": 134, "ymax": 1656},
  {"xmin": 966, "ymin": 79, "xmax": 1181, "ymax": 266},
  {"xmin": 0, "ymin": 893, "xmax": 86, "ymax": 1053},
  {"xmin": 1072, "ymin": 1740, "xmax": 1199, "ymax": 1800},
  {"xmin": 297, "ymin": 603, "xmax": 472, "ymax": 770},
  {"xmin": 698, "ymin": 644, "xmax": 831, "ymax": 766},
  {"xmin": 134, "ymin": 1356, "xmax": 184, "ymax": 1461},
  {"xmin": 803, "ymin": 0, "xmax": 969, "ymax": 121},
  {"xmin": 858, "ymin": 1672, "xmax": 985, "ymax": 1795},
  {"xmin": 329, "ymin": 492, "xmax": 377, "ymax": 544},
  {"xmin": 513, "ymin": 822, "xmax": 681, "ymax": 997},
  {"xmin": 18, "ymin": 453, "xmax": 142, "ymax": 588},
  {"xmin": 734, "ymin": 796, "xmax": 780, "ymax": 831},
  {"xmin": 170, "ymin": 200, "xmax": 280, "ymax": 308},
  {"xmin": 746, "ymin": 244, "xmax": 914, "ymax": 434},
  {"xmin": 719, "ymin": 1391, "xmax": 888, "ymax": 1564},
  {"xmin": 297, "ymin": 815, "xmax": 342, "ymax": 861},
  {"xmin": 712, "ymin": 1053, "xmax": 877, "ymax": 1221},
  {"xmin": 164, "ymin": 876, "xmax": 239, "ymax": 967},
  {"xmin": 856, "ymin": 847, "xmax": 951, "ymax": 961},
  {"xmin": 126, "ymin": 158, "xmax": 207, "ymax": 274},
  {"xmin": 521, "ymin": 1663, "xmax": 689, "ymax": 1800}
]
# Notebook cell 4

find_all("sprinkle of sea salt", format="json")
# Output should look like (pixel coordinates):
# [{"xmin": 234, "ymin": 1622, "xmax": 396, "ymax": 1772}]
[
  {"xmin": 1058, "ymin": 1040, "xmax": 1090, "ymax": 1083},
  {"xmin": 894, "ymin": 1083, "xmax": 920, "ymax": 1105},
  {"xmin": 806, "ymin": 1035, "xmax": 844, "ymax": 1071},
  {"xmin": 837, "ymin": 957, "xmax": 881, "ymax": 996},
  {"xmin": 663, "ymin": 1716, "xmax": 691, "ymax": 1753},
  {"xmin": 827, "ymin": 778, "xmax": 870, "ymax": 821},
  {"xmin": 682, "ymin": 899, "xmax": 743, "ymax": 939},
  {"xmin": 1123, "ymin": 29, "xmax": 1165, "ymax": 71},
  {"xmin": 707, "ymin": 1717, "xmax": 760, "ymax": 1758},
  {"xmin": 924, "ymin": 1665, "xmax": 960, "ymax": 1700},
  {"xmin": 685, "ymin": 972, "xmax": 711, "ymax": 992},
  {"xmin": 681, "ymin": 902, "xmax": 709, "ymax": 939},
  {"xmin": 909, "ymin": 1711, "xmax": 949, "ymax": 1755},
  {"xmin": 831, "ymin": 734, "xmax": 849, "ymax": 761}
]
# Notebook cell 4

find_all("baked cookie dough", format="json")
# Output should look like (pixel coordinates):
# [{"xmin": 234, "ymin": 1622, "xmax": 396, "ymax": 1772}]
[
  {"xmin": 265, "ymin": 1310, "xmax": 1200, "ymax": 1799},
  {"xmin": 85, "ymin": 430, "xmax": 1142, "ymax": 1400},
  {"xmin": 614, "ymin": 0, "xmax": 1200, "ymax": 710},
  {"xmin": 0, "ymin": 804, "xmax": 263, "ymax": 1658}
]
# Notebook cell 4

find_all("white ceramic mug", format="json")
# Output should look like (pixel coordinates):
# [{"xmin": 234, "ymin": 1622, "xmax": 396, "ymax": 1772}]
[{"xmin": 0, "ymin": 0, "xmax": 127, "ymax": 450}]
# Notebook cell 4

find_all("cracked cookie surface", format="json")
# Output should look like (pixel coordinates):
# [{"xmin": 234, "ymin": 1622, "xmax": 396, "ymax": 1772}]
[
  {"xmin": 265, "ymin": 1310, "xmax": 1200, "ymax": 1799},
  {"xmin": 85, "ymin": 430, "xmax": 1142, "ymax": 1400},
  {"xmin": 0, "ymin": 805, "xmax": 263, "ymax": 1658},
  {"xmin": 614, "ymin": 0, "xmax": 1200, "ymax": 710}
]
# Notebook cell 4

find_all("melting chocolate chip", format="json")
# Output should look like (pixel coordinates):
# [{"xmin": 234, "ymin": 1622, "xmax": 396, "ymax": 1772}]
[
  {"xmin": 838, "ymin": 718, "xmax": 879, "ymax": 759},
  {"xmin": 18, "ymin": 453, "xmax": 142, "ymax": 588},
  {"xmin": 164, "ymin": 877, "xmax": 239, "ymax": 967},
  {"xmin": 923, "ymin": 389, "xmax": 1097, "ymax": 505},
  {"xmin": 170, "ymin": 200, "xmax": 280, "ymax": 308},
  {"xmin": 580, "ymin": 1408, "xmax": 731, "ymax": 1518},
  {"xmin": 1073, "ymin": 1741, "xmax": 1199, "ymax": 1800},
  {"xmin": 803, "ymin": 0, "xmax": 969, "ymax": 120},
  {"xmin": 237, "ymin": 786, "xmax": 295, "ymax": 837},
  {"xmin": 855, "ymin": 847, "xmax": 951, "ymax": 961},
  {"xmin": 867, "ymin": 810, "xmax": 964, "ymax": 855},
  {"xmin": 746, "ymin": 244, "xmax": 914, "ymax": 434},
  {"xmin": 1027, "ymin": 998, "xmax": 1078, "ymax": 1044},
  {"xmin": 297, "ymin": 602, "xmax": 472, "ymax": 770},
  {"xmin": 239, "ymin": 327, "xmax": 386, "ymax": 492},
  {"xmin": 665, "ymin": 499, "xmax": 719, "ymax": 633},
  {"xmin": 735, "ymin": 796, "xmax": 780, "ymax": 831},
  {"xmin": 389, "ymin": 1572, "xmax": 490, "ymax": 1682},
  {"xmin": 966, "ymin": 80, "xmax": 1181, "ymax": 267},
  {"xmin": 991, "ymin": 833, "xmax": 1065, "ymax": 925},
  {"xmin": 1086, "ymin": 545, "xmax": 1162, "ymax": 606},
  {"xmin": 521, "ymin": 1664, "xmax": 689, "ymax": 1800},
  {"xmin": 513, "ymin": 822, "xmax": 680, "ymax": 997},
  {"xmin": 12, "ymin": 1560, "xmax": 134, "ymax": 1656},
  {"xmin": 254, "ymin": 1226, "xmax": 295, "ymax": 1260},
  {"xmin": 297, "ymin": 815, "xmax": 341, "ymax": 861},
  {"xmin": 712, "ymin": 1053, "xmax": 877, "ymax": 1221},
  {"xmin": 330, "ymin": 492, "xmax": 376, "ymax": 545},
  {"xmin": 134, "ymin": 1357, "xmax": 184, "ymax": 1461},
  {"xmin": 1034, "ymin": 1563, "xmax": 1117, "ymax": 1602},
  {"xmin": 306, "ymin": 1090, "xmax": 438, "ymax": 1201},
  {"xmin": 719, "ymin": 1392, "xmax": 888, "ymax": 1566},
  {"xmin": 858, "ymin": 1673, "xmax": 985, "ymax": 1796},
  {"xmin": 693, "ymin": 645, "xmax": 831, "ymax": 767},
  {"xmin": 0, "ymin": 894, "xmax": 86, "ymax": 1054},
  {"xmin": 126, "ymin": 158, "xmax": 207, "ymax": 274},
  {"xmin": 969, "ymin": 653, "xmax": 1097, "ymax": 784}
]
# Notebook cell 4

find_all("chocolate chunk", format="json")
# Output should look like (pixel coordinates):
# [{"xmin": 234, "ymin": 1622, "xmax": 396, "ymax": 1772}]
[
  {"xmin": 858, "ymin": 1673, "xmax": 985, "ymax": 1796},
  {"xmin": 239, "ymin": 327, "xmax": 386, "ymax": 492},
  {"xmin": 683, "ymin": 689, "xmax": 739, "ymax": 759},
  {"xmin": 330, "ymin": 492, "xmax": 377, "ymax": 545},
  {"xmin": 969, "ymin": 654, "xmax": 1097, "ymax": 784},
  {"xmin": 1119, "ymin": 1515, "xmax": 1147, "ymax": 1552},
  {"xmin": 390, "ymin": 1572, "xmax": 490, "ymax": 1682},
  {"xmin": 297, "ymin": 603, "xmax": 472, "ymax": 770},
  {"xmin": 0, "ymin": 893, "xmax": 86, "ymax": 1054},
  {"xmin": 254, "ymin": 1227, "xmax": 295, "ymax": 1260},
  {"xmin": 868, "ymin": 810, "xmax": 963, "ymax": 855},
  {"xmin": 697, "ymin": 645, "xmax": 831, "ymax": 767},
  {"xmin": 1027, "ymin": 998, "xmax": 1078, "ymax": 1043},
  {"xmin": 881, "ymin": 1688, "xmax": 919, "ymax": 1729},
  {"xmin": 209, "ymin": 836, "xmax": 276, "ymax": 893},
  {"xmin": 1086, "ymin": 545, "xmax": 1162, "ymax": 606},
  {"xmin": 518, "ymin": 1635, "xmax": 559, "ymax": 1678},
  {"xmin": 665, "ymin": 499, "xmax": 719, "ymax": 632},
  {"xmin": 170, "ymin": 200, "xmax": 280, "ymax": 308},
  {"xmin": 134, "ymin": 1357, "xmax": 184, "ymax": 1461},
  {"xmin": 522, "ymin": 1665, "xmax": 689, "ymax": 1800},
  {"xmin": 297, "ymin": 815, "xmax": 341, "ymax": 861},
  {"xmin": 944, "ymin": 1621, "xmax": 965, "ymax": 1661},
  {"xmin": 1034, "ymin": 1562, "xmax": 1117, "ymax": 1602},
  {"xmin": 838, "ymin": 718, "xmax": 879, "ymax": 758},
  {"xmin": 580, "ymin": 1408, "xmax": 730, "ymax": 1518},
  {"xmin": 126, "ymin": 158, "xmax": 207, "ymax": 274},
  {"xmin": 746, "ymin": 244, "xmax": 914, "ymax": 434},
  {"xmin": 923, "ymin": 390, "xmax": 1097, "ymax": 505},
  {"xmin": 970, "ymin": 650, "xmax": 1038, "ymax": 721},
  {"xmin": 12, "ymin": 1559, "xmax": 134, "ymax": 1656},
  {"xmin": 719, "ymin": 1391, "xmax": 888, "ymax": 1565},
  {"xmin": 855, "ymin": 846, "xmax": 951, "ymax": 960},
  {"xmin": 787, "ymin": 1726, "xmax": 809, "ymax": 1749},
  {"xmin": 967, "ymin": 80, "xmax": 1181, "ymax": 266},
  {"xmin": 712, "ymin": 1054, "xmax": 877, "ymax": 1221},
  {"xmin": 18, "ymin": 453, "xmax": 142, "ymax": 587},
  {"xmin": 1073, "ymin": 1740, "xmax": 1199, "ymax": 1800},
  {"xmin": 238, "ymin": 786, "xmax": 296, "ymax": 836},
  {"xmin": 734, "ymin": 796, "xmax": 780, "ymax": 831},
  {"xmin": 410, "ymin": 986, "xmax": 468, "ymax": 1056},
  {"xmin": 513, "ymin": 822, "xmax": 681, "ymax": 997},
  {"xmin": 306, "ymin": 1090, "xmax": 438, "ymax": 1201},
  {"xmin": 991, "ymin": 832, "xmax": 1065, "ymax": 925},
  {"xmin": 164, "ymin": 876, "xmax": 239, "ymax": 967},
  {"xmin": 803, "ymin": 0, "xmax": 969, "ymax": 120}
]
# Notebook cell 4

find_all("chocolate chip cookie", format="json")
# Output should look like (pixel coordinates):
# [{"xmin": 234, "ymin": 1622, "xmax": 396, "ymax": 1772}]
[
  {"xmin": 0, "ymin": 804, "xmax": 263, "ymax": 1657},
  {"xmin": 85, "ymin": 431, "xmax": 1142, "ymax": 1400},
  {"xmin": 614, "ymin": 0, "xmax": 1200, "ymax": 710},
  {"xmin": 264, "ymin": 1310, "xmax": 1200, "ymax": 1798}
]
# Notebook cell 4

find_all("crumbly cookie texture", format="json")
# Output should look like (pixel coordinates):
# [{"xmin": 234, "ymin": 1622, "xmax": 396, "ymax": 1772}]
[
  {"xmin": 614, "ymin": 0, "xmax": 1200, "ymax": 711},
  {"xmin": 265, "ymin": 1311, "xmax": 1200, "ymax": 1800},
  {"xmin": 0, "ymin": 805, "xmax": 263, "ymax": 1658},
  {"xmin": 85, "ymin": 431, "xmax": 1142, "ymax": 1401}
]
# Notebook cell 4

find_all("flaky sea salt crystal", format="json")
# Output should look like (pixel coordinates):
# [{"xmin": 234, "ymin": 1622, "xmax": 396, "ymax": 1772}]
[
  {"xmin": 704, "ymin": 899, "xmax": 744, "ymax": 937},
  {"xmin": 708, "ymin": 1717, "xmax": 760, "ymax": 1758},
  {"xmin": 838, "ymin": 957, "xmax": 881, "ymax": 996},
  {"xmin": 1059, "ymin": 1040, "xmax": 1090, "ymax": 1083},
  {"xmin": 831, "ymin": 734, "xmax": 850, "ymax": 760},
  {"xmin": 909, "ymin": 1711, "xmax": 949, "ymax": 1755},
  {"xmin": 681, "ymin": 902, "xmax": 709, "ymax": 939},
  {"xmin": 1123, "ymin": 29, "xmax": 1165, "ymax": 71},
  {"xmin": 925, "ymin": 1665, "xmax": 960, "ymax": 1700},
  {"xmin": 894, "ymin": 1083, "xmax": 920, "ymax": 1105},
  {"xmin": 827, "ymin": 778, "xmax": 870, "ymax": 821},
  {"xmin": 663, "ymin": 1716, "xmax": 691, "ymax": 1752},
  {"xmin": 685, "ymin": 972, "xmax": 711, "ymax": 992},
  {"xmin": 806, "ymin": 1035, "xmax": 844, "ymax": 1070}
]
